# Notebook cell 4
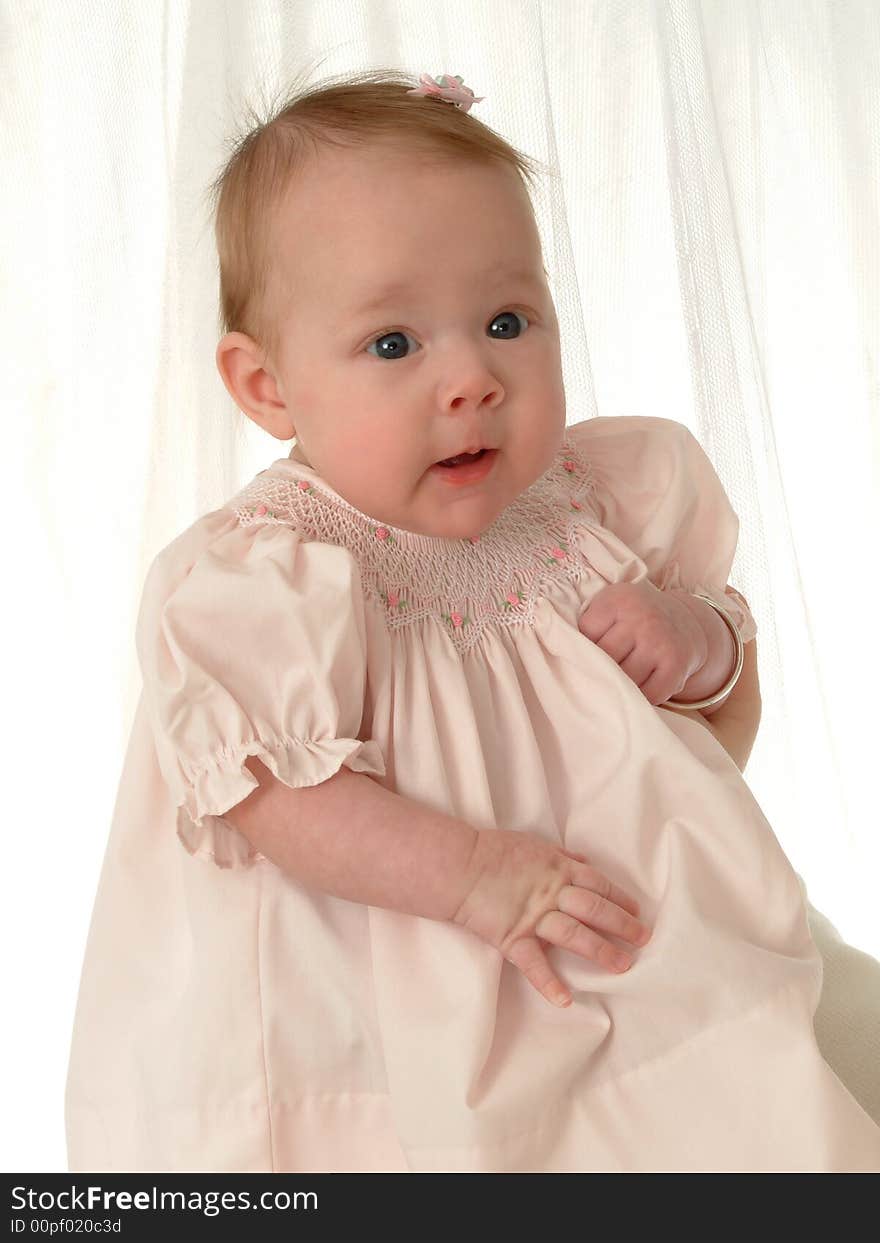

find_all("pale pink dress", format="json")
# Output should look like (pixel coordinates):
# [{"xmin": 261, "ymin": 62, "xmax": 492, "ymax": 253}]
[{"xmin": 65, "ymin": 415, "xmax": 880, "ymax": 1172}]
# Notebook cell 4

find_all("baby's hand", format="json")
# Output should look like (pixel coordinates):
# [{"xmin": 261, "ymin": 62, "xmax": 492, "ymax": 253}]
[
  {"xmin": 452, "ymin": 828, "xmax": 652, "ymax": 1008},
  {"xmin": 578, "ymin": 580, "xmax": 706, "ymax": 705}
]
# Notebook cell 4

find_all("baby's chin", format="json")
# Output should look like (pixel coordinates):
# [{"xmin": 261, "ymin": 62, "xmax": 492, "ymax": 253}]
[
  {"xmin": 364, "ymin": 489, "xmax": 494, "ymax": 542},
  {"xmin": 420, "ymin": 495, "xmax": 510, "ymax": 542}
]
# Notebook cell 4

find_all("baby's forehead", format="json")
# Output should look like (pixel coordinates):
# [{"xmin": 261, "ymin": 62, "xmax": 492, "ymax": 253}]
[
  {"xmin": 275, "ymin": 141, "xmax": 527, "ymax": 226},
  {"xmin": 267, "ymin": 147, "xmax": 543, "ymax": 317}
]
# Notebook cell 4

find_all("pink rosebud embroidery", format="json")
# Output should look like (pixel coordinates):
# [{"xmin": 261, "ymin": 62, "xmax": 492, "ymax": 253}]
[
  {"xmin": 502, "ymin": 589, "xmax": 525, "ymax": 611},
  {"xmin": 563, "ymin": 459, "xmax": 575, "ymax": 473},
  {"xmin": 441, "ymin": 609, "xmax": 469, "ymax": 629},
  {"xmin": 376, "ymin": 527, "xmax": 389, "ymax": 540},
  {"xmin": 543, "ymin": 541, "xmax": 569, "ymax": 567},
  {"xmin": 255, "ymin": 504, "xmax": 268, "ymax": 516},
  {"xmin": 297, "ymin": 480, "xmax": 313, "ymax": 493},
  {"xmin": 570, "ymin": 499, "xmax": 583, "ymax": 511}
]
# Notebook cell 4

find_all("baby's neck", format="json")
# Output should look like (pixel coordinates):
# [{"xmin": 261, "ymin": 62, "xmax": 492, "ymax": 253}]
[{"xmin": 290, "ymin": 441, "xmax": 311, "ymax": 467}]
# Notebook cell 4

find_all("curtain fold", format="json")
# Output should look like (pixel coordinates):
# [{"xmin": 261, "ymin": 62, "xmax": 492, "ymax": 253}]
[{"xmin": 2, "ymin": 0, "xmax": 877, "ymax": 1169}]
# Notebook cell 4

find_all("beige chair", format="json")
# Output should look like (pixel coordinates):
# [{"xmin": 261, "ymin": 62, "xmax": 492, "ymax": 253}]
[{"xmin": 802, "ymin": 882, "xmax": 880, "ymax": 1128}]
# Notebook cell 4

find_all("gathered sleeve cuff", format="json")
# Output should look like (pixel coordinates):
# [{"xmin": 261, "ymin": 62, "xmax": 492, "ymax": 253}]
[{"xmin": 136, "ymin": 514, "xmax": 386, "ymax": 868}]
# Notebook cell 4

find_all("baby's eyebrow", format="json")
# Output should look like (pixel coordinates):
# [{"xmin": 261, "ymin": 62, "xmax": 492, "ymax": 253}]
[{"xmin": 344, "ymin": 266, "xmax": 548, "ymax": 321}]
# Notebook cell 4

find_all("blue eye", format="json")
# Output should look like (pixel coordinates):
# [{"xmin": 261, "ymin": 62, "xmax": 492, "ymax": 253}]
[
  {"xmin": 366, "ymin": 330, "xmax": 418, "ymax": 361},
  {"xmin": 365, "ymin": 310, "xmax": 530, "ymax": 361},
  {"xmin": 488, "ymin": 310, "xmax": 528, "ymax": 339}
]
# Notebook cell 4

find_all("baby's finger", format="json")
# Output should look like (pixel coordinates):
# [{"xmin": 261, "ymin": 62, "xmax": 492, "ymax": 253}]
[
  {"xmin": 506, "ymin": 935, "xmax": 572, "ymax": 1008},
  {"xmin": 536, "ymin": 910, "xmax": 634, "ymax": 974},
  {"xmin": 570, "ymin": 861, "xmax": 642, "ymax": 919},
  {"xmin": 560, "ymin": 848, "xmax": 590, "ymax": 864},
  {"xmin": 558, "ymin": 883, "xmax": 650, "ymax": 947}
]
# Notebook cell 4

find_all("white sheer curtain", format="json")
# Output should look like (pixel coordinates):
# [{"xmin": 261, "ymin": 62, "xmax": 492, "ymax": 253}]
[{"xmin": 2, "ymin": 0, "xmax": 877, "ymax": 1171}]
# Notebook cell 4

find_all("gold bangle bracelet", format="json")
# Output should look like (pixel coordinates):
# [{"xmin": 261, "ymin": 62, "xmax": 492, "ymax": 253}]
[{"xmin": 665, "ymin": 591, "xmax": 745, "ymax": 711}]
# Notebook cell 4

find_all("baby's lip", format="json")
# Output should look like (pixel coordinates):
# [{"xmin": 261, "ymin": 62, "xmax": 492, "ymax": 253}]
[{"xmin": 435, "ymin": 444, "xmax": 496, "ymax": 463}]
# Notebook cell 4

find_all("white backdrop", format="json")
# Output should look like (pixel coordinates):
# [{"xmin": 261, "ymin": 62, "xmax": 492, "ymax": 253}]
[{"xmin": 2, "ymin": 0, "xmax": 878, "ymax": 1172}]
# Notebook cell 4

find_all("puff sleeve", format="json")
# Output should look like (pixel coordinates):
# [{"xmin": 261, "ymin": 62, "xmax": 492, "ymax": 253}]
[
  {"xmin": 135, "ymin": 511, "xmax": 386, "ymax": 868},
  {"xmin": 570, "ymin": 416, "xmax": 757, "ymax": 642}
]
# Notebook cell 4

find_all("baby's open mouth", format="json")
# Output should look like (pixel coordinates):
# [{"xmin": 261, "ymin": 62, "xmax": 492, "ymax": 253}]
[{"xmin": 436, "ymin": 449, "xmax": 487, "ymax": 467}]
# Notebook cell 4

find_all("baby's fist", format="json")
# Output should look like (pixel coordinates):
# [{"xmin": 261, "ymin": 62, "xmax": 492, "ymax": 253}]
[{"xmin": 578, "ymin": 580, "xmax": 707, "ymax": 705}]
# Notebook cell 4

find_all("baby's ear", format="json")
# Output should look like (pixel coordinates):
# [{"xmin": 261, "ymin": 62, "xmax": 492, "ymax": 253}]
[
  {"xmin": 242, "ymin": 408, "xmax": 297, "ymax": 442},
  {"xmin": 215, "ymin": 332, "xmax": 296, "ymax": 440}
]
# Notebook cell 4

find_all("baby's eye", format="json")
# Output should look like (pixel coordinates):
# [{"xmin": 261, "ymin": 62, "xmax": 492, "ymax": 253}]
[
  {"xmin": 488, "ymin": 309, "xmax": 529, "ymax": 340},
  {"xmin": 365, "ymin": 310, "xmax": 530, "ymax": 361},
  {"xmin": 366, "ymin": 329, "xmax": 419, "ymax": 361}
]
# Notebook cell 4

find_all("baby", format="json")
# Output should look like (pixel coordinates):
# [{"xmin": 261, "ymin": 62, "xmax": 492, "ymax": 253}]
[{"xmin": 65, "ymin": 70, "xmax": 880, "ymax": 1172}]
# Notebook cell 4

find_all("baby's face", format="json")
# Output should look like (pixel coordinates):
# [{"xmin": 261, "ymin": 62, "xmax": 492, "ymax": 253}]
[{"xmin": 225, "ymin": 143, "xmax": 566, "ymax": 540}]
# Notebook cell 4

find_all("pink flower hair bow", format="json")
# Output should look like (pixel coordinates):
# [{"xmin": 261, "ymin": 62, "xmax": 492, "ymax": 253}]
[{"xmin": 406, "ymin": 72, "xmax": 485, "ymax": 113}]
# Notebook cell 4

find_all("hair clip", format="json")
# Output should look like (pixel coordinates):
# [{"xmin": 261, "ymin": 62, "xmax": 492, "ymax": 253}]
[{"xmin": 406, "ymin": 72, "xmax": 485, "ymax": 113}]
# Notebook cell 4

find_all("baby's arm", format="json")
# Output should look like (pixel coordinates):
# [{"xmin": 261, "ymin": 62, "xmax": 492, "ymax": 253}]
[
  {"xmin": 228, "ymin": 758, "xmax": 478, "ymax": 921},
  {"xmin": 225, "ymin": 760, "xmax": 651, "ymax": 1008}
]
